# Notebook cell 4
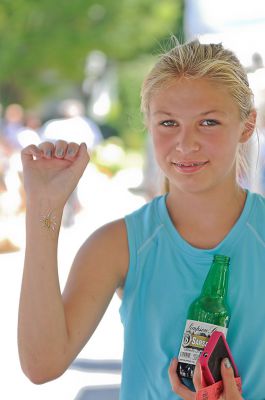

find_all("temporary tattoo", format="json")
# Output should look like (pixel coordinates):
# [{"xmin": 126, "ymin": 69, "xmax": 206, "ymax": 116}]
[{"xmin": 40, "ymin": 210, "xmax": 57, "ymax": 231}]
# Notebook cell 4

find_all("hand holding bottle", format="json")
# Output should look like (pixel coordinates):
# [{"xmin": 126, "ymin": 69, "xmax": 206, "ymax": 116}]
[
  {"xmin": 177, "ymin": 255, "xmax": 230, "ymax": 380},
  {"xmin": 21, "ymin": 141, "xmax": 89, "ymax": 208},
  {"xmin": 218, "ymin": 358, "xmax": 243, "ymax": 400},
  {"xmin": 168, "ymin": 358, "xmax": 243, "ymax": 399}
]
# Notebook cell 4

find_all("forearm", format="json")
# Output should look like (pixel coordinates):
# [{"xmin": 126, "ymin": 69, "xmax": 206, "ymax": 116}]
[{"xmin": 18, "ymin": 199, "xmax": 70, "ymax": 382}]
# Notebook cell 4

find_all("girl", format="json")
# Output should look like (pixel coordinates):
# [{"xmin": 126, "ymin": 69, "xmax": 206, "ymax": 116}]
[{"xmin": 18, "ymin": 39, "xmax": 262, "ymax": 399}]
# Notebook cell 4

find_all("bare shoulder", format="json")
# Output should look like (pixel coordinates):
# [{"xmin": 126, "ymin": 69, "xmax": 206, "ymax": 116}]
[
  {"xmin": 90, "ymin": 217, "xmax": 127, "ymax": 246},
  {"xmin": 75, "ymin": 218, "xmax": 129, "ymax": 288},
  {"xmin": 96, "ymin": 218, "xmax": 128, "ymax": 289}
]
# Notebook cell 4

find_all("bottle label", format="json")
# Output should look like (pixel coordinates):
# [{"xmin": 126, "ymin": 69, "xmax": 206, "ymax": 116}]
[{"xmin": 178, "ymin": 320, "xmax": 228, "ymax": 366}]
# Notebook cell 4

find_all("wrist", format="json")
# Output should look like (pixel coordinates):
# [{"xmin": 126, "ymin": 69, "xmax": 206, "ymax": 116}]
[
  {"xmin": 25, "ymin": 196, "xmax": 65, "ymax": 213},
  {"xmin": 25, "ymin": 199, "xmax": 64, "ymax": 234}
]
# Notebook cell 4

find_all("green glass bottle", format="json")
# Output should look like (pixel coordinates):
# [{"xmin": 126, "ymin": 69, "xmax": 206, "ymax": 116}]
[{"xmin": 177, "ymin": 255, "xmax": 230, "ymax": 380}]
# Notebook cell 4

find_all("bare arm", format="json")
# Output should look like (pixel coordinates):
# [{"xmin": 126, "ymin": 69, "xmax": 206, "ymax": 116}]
[
  {"xmin": 18, "ymin": 200, "xmax": 67, "ymax": 383},
  {"xmin": 18, "ymin": 141, "xmax": 128, "ymax": 384},
  {"xmin": 62, "ymin": 219, "xmax": 128, "ymax": 365}
]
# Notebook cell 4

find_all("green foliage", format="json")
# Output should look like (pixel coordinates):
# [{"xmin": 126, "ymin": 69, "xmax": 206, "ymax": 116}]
[
  {"xmin": 0, "ymin": 0, "xmax": 184, "ymax": 145},
  {"xmin": 116, "ymin": 55, "xmax": 155, "ymax": 148}
]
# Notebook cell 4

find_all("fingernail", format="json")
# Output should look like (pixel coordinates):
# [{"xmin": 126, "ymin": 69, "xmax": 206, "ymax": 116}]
[
  {"xmin": 56, "ymin": 148, "xmax": 64, "ymax": 157},
  {"xmin": 224, "ymin": 358, "xmax": 231, "ymax": 368},
  {"xmin": 67, "ymin": 148, "xmax": 75, "ymax": 155},
  {"xmin": 45, "ymin": 149, "xmax": 52, "ymax": 157}
]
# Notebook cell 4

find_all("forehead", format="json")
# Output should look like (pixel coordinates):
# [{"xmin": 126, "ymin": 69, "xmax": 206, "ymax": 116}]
[{"xmin": 149, "ymin": 77, "xmax": 239, "ymax": 117}]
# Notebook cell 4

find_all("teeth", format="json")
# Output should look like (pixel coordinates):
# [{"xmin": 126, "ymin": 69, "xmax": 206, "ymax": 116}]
[{"xmin": 176, "ymin": 162, "xmax": 203, "ymax": 167}]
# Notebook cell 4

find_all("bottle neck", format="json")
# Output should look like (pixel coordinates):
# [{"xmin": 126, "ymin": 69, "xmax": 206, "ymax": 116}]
[{"xmin": 201, "ymin": 255, "xmax": 230, "ymax": 299}]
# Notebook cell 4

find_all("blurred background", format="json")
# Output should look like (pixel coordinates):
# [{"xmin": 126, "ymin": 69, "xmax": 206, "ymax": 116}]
[{"xmin": 0, "ymin": 0, "xmax": 265, "ymax": 398}]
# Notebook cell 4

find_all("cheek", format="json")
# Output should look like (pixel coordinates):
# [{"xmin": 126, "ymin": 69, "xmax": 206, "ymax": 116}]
[
  {"xmin": 152, "ymin": 132, "xmax": 173, "ymax": 155},
  {"xmin": 206, "ymin": 134, "xmax": 239, "ymax": 163}
]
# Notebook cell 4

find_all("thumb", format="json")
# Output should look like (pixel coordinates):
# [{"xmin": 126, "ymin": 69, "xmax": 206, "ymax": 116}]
[
  {"xmin": 193, "ymin": 361, "xmax": 203, "ymax": 392},
  {"xmin": 221, "ymin": 358, "xmax": 241, "ymax": 399},
  {"xmin": 21, "ymin": 144, "xmax": 43, "ymax": 166}
]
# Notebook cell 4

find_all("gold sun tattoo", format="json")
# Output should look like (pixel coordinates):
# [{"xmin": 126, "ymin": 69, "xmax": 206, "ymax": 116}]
[{"xmin": 40, "ymin": 210, "xmax": 57, "ymax": 232}]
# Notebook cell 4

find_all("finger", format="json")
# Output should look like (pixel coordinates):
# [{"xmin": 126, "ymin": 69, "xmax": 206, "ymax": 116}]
[
  {"xmin": 21, "ymin": 144, "xmax": 43, "ymax": 165},
  {"xmin": 38, "ymin": 141, "xmax": 55, "ymax": 159},
  {"xmin": 69, "ymin": 142, "xmax": 90, "ymax": 176},
  {"xmin": 64, "ymin": 142, "xmax": 80, "ymax": 161},
  {"xmin": 221, "ymin": 358, "xmax": 241, "ymax": 399},
  {"xmin": 54, "ymin": 140, "xmax": 68, "ymax": 159},
  {"xmin": 193, "ymin": 362, "xmax": 203, "ymax": 392},
  {"xmin": 168, "ymin": 358, "xmax": 196, "ymax": 400}
]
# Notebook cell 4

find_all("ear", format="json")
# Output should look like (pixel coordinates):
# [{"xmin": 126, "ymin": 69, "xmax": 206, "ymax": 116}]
[{"xmin": 239, "ymin": 109, "xmax": 257, "ymax": 143}]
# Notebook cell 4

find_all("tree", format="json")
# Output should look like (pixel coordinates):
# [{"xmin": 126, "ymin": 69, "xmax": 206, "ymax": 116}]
[
  {"xmin": 0, "ymin": 0, "xmax": 183, "ymax": 148},
  {"xmin": 0, "ymin": 0, "xmax": 183, "ymax": 105}
]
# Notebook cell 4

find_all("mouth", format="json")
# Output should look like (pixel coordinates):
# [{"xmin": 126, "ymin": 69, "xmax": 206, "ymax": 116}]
[{"xmin": 171, "ymin": 160, "xmax": 209, "ymax": 173}]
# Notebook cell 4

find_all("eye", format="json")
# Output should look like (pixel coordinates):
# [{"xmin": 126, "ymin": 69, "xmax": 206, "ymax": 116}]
[
  {"xmin": 160, "ymin": 120, "xmax": 177, "ymax": 127},
  {"xmin": 201, "ymin": 119, "xmax": 219, "ymax": 127}
]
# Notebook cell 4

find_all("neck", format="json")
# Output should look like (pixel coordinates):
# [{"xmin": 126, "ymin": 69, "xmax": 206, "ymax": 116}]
[{"xmin": 166, "ymin": 184, "xmax": 247, "ymax": 249}]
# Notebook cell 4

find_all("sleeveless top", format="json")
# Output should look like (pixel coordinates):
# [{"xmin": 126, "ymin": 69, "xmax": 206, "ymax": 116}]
[{"xmin": 119, "ymin": 191, "xmax": 265, "ymax": 400}]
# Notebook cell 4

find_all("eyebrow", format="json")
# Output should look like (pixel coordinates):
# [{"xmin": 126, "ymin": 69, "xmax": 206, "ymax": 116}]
[
  {"xmin": 152, "ymin": 109, "xmax": 227, "ymax": 117},
  {"xmin": 152, "ymin": 111, "xmax": 173, "ymax": 116},
  {"xmin": 200, "ymin": 109, "xmax": 227, "ymax": 116}
]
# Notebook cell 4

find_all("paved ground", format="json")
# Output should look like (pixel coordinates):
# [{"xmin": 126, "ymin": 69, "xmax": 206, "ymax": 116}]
[{"xmin": 0, "ymin": 166, "xmax": 146, "ymax": 399}]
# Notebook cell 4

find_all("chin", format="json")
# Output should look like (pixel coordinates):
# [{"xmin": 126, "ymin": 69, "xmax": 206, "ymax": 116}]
[{"xmin": 169, "ymin": 180, "xmax": 215, "ymax": 195}]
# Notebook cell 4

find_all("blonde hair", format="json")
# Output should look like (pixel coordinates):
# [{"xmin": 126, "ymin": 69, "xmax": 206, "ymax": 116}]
[{"xmin": 140, "ymin": 39, "xmax": 256, "ymax": 190}]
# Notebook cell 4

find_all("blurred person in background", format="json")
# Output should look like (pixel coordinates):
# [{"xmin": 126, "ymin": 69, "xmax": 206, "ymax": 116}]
[
  {"xmin": 0, "ymin": 158, "xmax": 20, "ymax": 252},
  {"xmin": 18, "ymin": 38, "xmax": 260, "ymax": 399},
  {"xmin": 0, "ymin": 104, "xmax": 26, "ymax": 252},
  {"xmin": 1, "ymin": 106, "xmax": 41, "ymax": 214},
  {"xmin": 130, "ymin": 134, "xmax": 162, "ymax": 200},
  {"xmin": 41, "ymin": 98, "xmax": 102, "ymax": 149},
  {"xmin": 17, "ymin": 111, "xmax": 42, "ymax": 149},
  {"xmin": 41, "ymin": 99, "xmax": 103, "ymax": 226},
  {"xmin": 139, "ymin": 134, "xmax": 163, "ymax": 200},
  {"xmin": 16, "ymin": 111, "xmax": 42, "ymax": 212},
  {"xmin": 0, "ymin": 105, "xmax": 41, "ymax": 251},
  {"xmin": 1, "ymin": 103, "xmax": 25, "ymax": 152}
]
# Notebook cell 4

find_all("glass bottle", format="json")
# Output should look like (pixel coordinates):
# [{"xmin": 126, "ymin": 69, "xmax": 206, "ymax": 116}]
[{"xmin": 177, "ymin": 255, "xmax": 230, "ymax": 380}]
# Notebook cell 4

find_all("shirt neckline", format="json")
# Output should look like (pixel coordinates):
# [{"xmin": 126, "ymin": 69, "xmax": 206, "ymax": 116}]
[{"xmin": 157, "ymin": 189, "xmax": 254, "ymax": 257}]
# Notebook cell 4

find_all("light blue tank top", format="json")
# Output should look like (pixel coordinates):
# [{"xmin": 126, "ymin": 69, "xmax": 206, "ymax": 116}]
[{"xmin": 119, "ymin": 191, "xmax": 265, "ymax": 400}]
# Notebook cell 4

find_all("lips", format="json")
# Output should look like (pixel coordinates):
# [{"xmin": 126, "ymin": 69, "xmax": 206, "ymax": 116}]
[
  {"xmin": 172, "ymin": 161, "xmax": 208, "ymax": 167},
  {"xmin": 173, "ymin": 161, "xmax": 207, "ymax": 167},
  {"xmin": 171, "ymin": 160, "xmax": 209, "ymax": 173}
]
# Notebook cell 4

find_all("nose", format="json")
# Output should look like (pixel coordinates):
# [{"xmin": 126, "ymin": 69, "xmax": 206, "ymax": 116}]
[{"xmin": 175, "ymin": 127, "xmax": 200, "ymax": 154}]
